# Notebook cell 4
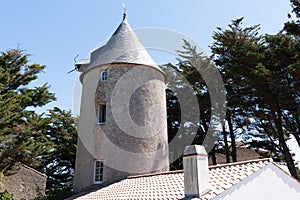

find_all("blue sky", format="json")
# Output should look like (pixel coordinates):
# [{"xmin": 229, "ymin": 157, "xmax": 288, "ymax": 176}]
[
  {"xmin": 0, "ymin": 0, "xmax": 291, "ymax": 112},
  {"xmin": 1, "ymin": 1, "xmax": 298, "ymax": 162}
]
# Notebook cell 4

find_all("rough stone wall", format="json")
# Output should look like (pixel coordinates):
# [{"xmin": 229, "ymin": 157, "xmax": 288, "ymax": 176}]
[
  {"xmin": 73, "ymin": 138, "xmax": 96, "ymax": 192},
  {"xmin": 74, "ymin": 64, "xmax": 169, "ymax": 192},
  {"xmin": 0, "ymin": 165, "xmax": 46, "ymax": 200},
  {"xmin": 102, "ymin": 65, "xmax": 169, "ymax": 183},
  {"xmin": 208, "ymin": 147, "xmax": 264, "ymax": 165}
]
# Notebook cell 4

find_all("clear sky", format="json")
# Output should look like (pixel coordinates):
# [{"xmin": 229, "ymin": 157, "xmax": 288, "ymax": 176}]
[
  {"xmin": 0, "ymin": 0, "xmax": 291, "ymax": 112},
  {"xmin": 1, "ymin": 0, "xmax": 298, "ymax": 162}
]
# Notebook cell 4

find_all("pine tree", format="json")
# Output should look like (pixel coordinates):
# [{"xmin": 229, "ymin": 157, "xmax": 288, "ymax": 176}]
[
  {"xmin": 0, "ymin": 48, "xmax": 56, "ymax": 173},
  {"xmin": 0, "ymin": 49, "xmax": 78, "ymax": 198},
  {"xmin": 211, "ymin": 18, "xmax": 300, "ymax": 180}
]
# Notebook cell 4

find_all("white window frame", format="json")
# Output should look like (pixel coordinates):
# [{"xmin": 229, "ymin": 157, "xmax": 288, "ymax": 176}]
[
  {"xmin": 94, "ymin": 160, "xmax": 104, "ymax": 184},
  {"xmin": 98, "ymin": 104, "xmax": 106, "ymax": 124},
  {"xmin": 101, "ymin": 71, "xmax": 107, "ymax": 81}
]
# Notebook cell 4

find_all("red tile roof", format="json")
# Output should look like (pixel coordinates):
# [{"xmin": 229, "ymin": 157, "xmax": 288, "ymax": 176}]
[{"xmin": 71, "ymin": 158, "xmax": 271, "ymax": 200}]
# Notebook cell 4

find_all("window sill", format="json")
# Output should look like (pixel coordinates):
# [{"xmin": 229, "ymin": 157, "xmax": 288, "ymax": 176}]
[{"xmin": 97, "ymin": 123, "xmax": 105, "ymax": 125}]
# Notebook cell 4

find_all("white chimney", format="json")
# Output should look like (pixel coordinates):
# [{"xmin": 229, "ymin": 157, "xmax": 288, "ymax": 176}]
[{"xmin": 183, "ymin": 145, "xmax": 210, "ymax": 198}]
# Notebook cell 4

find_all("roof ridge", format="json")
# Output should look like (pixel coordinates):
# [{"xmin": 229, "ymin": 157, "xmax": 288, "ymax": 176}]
[
  {"xmin": 128, "ymin": 169, "xmax": 183, "ymax": 179},
  {"xmin": 208, "ymin": 158, "xmax": 272, "ymax": 169},
  {"xmin": 127, "ymin": 158, "xmax": 272, "ymax": 179},
  {"xmin": 20, "ymin": 164, "xmax": 47, "ymax": 177},
  {"xmin": 271, "ymin": 162, "xmax": 300, "ymax": 184}
]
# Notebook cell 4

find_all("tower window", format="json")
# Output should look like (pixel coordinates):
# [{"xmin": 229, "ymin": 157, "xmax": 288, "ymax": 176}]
[
  {"xmin": 98, "ymin": 104, "xmax": 106, "ymax": 124},
  {"xmin": 94, "ymin": 160, "xmax": 104, "ymax": 184},
  {"xmin": 101, "ymin": 71, "xmax": 107, "ymax": 81}
]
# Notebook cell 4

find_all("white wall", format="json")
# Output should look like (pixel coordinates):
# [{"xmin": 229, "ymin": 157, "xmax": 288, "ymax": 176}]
[{"xmin": 215, "ymin": 164, "xmax": 300, "ymax": 200}]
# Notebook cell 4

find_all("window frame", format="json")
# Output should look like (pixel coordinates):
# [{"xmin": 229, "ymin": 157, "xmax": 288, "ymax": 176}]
[
  {"xmin": 101, "ymin": 70, "xmax": 107, "ymax": 81},
  {"xmin": 98, "ymin": 104, "xmax": 106, "ymax": 124},
  {"xmin": 94, "ymin": 160, "xmax": 104, "ymax": 184}
]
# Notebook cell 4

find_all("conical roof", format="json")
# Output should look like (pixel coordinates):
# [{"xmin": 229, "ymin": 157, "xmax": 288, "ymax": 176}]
[{"xmin": 78, "ymin": 17, "xmax": 163, "ymax": 73}]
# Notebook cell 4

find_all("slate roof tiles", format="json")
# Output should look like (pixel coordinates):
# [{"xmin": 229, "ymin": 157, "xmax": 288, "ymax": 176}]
[{"xmin": 77, "ymin": 18, "xmax": 163, "ymax": 73}]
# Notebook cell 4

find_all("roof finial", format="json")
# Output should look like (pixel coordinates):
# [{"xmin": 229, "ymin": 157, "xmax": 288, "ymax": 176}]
[{"xmin": 122, "ymin": 3, "xmax": 126, "ymax": 20}]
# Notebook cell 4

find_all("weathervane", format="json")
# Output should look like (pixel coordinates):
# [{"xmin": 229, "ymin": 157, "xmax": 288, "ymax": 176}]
[{"xmin": 122, "ymin": 3, "xmax": 126, "ymax": 20}]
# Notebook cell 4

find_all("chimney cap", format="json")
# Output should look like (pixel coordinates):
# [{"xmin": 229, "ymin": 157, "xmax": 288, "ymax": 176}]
[{"xmin": 183, "ymin": 145, "xmax": 208, "ymax": 157}]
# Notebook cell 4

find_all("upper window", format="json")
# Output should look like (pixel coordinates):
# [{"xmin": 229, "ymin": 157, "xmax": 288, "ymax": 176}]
[
  {"xmin": 98, "ymin": 104, "xmax": 106, "ymax": 124},
  {"xmin": 94, "ymin": 160, "xmax": 104, "ymax": 184},
  {"xmin": 101, "ymin": 71, "xmax": 107, "ymax": 81}
]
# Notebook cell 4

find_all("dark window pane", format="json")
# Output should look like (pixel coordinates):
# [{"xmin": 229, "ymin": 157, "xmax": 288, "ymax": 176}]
[{"xmin": 98, "ymin": 105, "xmax": 106, "ymax": 124}]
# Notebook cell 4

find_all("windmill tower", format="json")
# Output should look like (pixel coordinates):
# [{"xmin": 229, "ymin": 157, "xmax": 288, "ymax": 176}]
[{"xmin": 73, "ymin": 13, "xmax": 169, "ymax": 192}]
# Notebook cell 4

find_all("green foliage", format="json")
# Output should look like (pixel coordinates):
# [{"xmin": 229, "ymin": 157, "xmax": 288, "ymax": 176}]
[
  {"xmin": 211, "ymin": 17, "xmax": 300, "ymax": 179},
  {"xmin": 0, "ymin": 49, "xmax": 77, "ymax": 198},
  {"xmin": 34, "ymin": 186, "xmax": 73, "ymax": 200},
  {"xmin": 165, "ymin": 1, "xmax": 300, "ymax": 176},
  {"xmin": 42, "ymin": 108, "xmax": 77, "ymax": 189},
  {"xmin": 43, "ymin": 187, "xmax": 73, "ymax": 200},
  {"xmin": 284, "ymin": 0, "xmax": 300, "ymax": 37},
  {"xmin": 0, "ymin": 191, "xmax": 13, "ymax": 200},
  {"xmin": 0, "ymin": 48, "xmax": 56, "ymax": 174},
  {"xmin": 164, "ymin": 40, "xmax": 217, "ymax": 169}
]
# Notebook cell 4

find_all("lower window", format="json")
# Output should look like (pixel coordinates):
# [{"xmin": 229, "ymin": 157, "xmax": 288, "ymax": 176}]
[{"xmin": 94, "ymin": 160, "xmax": 104, "ymax": 184}]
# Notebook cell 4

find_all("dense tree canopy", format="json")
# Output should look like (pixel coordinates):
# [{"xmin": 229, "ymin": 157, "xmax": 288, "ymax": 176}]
[
  {"xmin": 0, "ymin": 49, "xmax": 77, "ymax": 199},
  {"xmin": 166, "ymin": 1, "xmax": 300, "ymax": 181},
  {"xmin": 0, "ymin": 49, "xmax": 56, "ymax": 172},
  {"xmin": 164, "ymin": 40, "xmax": 213, "ymax": 169},
  {"xmin": 211, "ymin": 17, "xmax": 300, "ymax": 179}
]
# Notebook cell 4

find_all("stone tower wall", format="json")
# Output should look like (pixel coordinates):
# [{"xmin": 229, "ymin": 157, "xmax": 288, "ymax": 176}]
[
  {"xmin": 74, "ymin": 64, "xmax": 169, "ymax": 192},
  {"xmin": 73, "ymin": 66, "xmax": 106, "ymax": 192}
]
